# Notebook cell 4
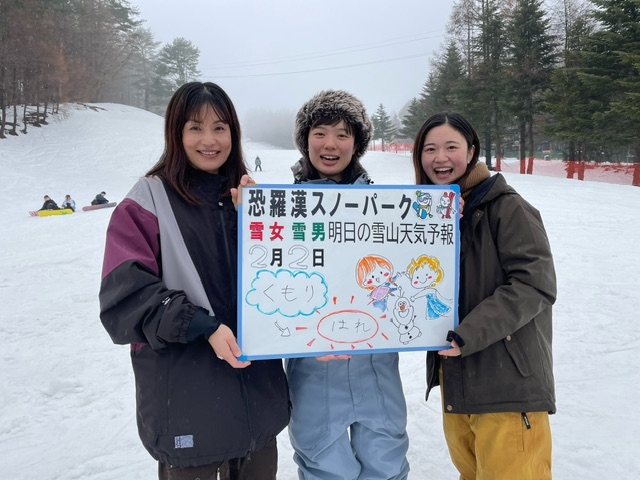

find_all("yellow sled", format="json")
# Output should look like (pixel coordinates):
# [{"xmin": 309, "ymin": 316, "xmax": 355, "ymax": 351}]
[{"xmin": 29, "ymin": 209, "xmax": 74, "ymax": 217}]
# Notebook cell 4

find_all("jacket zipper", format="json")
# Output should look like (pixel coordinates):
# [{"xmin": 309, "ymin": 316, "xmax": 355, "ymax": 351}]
[
  {"xmin": 218, "ymin": 202, "xmax": 253, "ymax": 457},
  {"xmin": 218, "ymin": 202, "xmax": 236, "ymax": 300}
]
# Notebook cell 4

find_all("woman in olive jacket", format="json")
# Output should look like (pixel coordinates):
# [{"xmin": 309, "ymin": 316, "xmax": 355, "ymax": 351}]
[{"xmin": 412, "ymin": 112, "xmax": 557, "ymax": 480}]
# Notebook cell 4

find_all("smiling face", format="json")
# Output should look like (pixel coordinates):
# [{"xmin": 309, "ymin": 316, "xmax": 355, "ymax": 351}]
[
  {"xmin": 363, "ymin": 264, "xmax": 392, "ymax": 288},
  {"xmin": 420, "ymin": 123, "xmax": 475, "ymax": 185},
  {"xmin": 417, "ymin": 191, "xmax": 432, "ymax": 206},
  {"xmin": 410, "ymin": 263, "xmax": 438, "ymax": 288},
  {"xmin": 307, "ymin": 120, "xmax": 356, "ymax": 182},
  {"xmin": 393, "ymin": 297, "xmax": 414, "ymax": 325},
  {"xmin": 182, "ymin": 106, "xmax": 232, "ymax": 174}
]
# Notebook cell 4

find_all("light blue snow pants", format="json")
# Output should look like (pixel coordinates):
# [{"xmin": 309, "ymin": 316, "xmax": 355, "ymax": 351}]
[{"xmin": 285, "ymin": 353, "xmax": 410, "ymax": 480}]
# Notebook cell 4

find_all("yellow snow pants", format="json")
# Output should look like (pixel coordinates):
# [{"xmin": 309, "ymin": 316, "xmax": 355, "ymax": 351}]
[{"xmin": 442, "ymin": 408, "xmax": 552, "ymax": 480}]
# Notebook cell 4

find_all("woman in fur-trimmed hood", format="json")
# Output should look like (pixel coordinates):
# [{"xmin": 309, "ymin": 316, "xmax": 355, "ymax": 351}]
[
  {"xmin": 290, "ymin": 89, "xmax": 373, "ymax": 185},
  {"xmin": 285, "ymin": 89, "xmax": 410, "ymax": 480}
]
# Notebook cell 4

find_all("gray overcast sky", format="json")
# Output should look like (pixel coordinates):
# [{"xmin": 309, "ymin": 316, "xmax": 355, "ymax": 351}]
[{"xmin": 130, "ymin": 0, "xmax": 455, "ymax": 117}]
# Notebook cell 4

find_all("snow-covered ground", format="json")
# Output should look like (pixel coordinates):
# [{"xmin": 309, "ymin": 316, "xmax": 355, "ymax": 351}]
[{"xmin": 0, "ymin": 103, "xmax": 638, "ymax": 479}]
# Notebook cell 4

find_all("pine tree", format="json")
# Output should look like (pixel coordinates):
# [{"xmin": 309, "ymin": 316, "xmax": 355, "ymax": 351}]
[
  {"xmin": 581, "ymin": 0, "xmax": 640, "ymax": 161},
  {"xmin": 455, "ymin": 0, "xmax": 508, "ymax": 168},
  {"xmin": 399, "ymin": 98, "xmax": 426, "ymax": 140},
  {"xmin": 505, "ymin": 0, "xmax": 558, "ymax": 172},
  {"xmin": 150, "ymin": 37, "xmax": 201, "ymax": 113},
  {"xmin": 429, "ymin": 42, "xmax": 465, "ymax": 113},
  {"xmin": 129, "ymin": 28, "xmax": 161, "ymax": 111},
  {"xmin": 155, "ymin": 37, "xmax": 201, "ymax": 89},
  {"xmin": 544, "ymin": 14, "xmax": 596, "ymax": 161},
  {"xmin": 372, "ymin": 104, "xmax": 398, "ymax": 152},
  {"xmin": 399, "ymin": 43, "xmax": 465, "ymax": 143}
]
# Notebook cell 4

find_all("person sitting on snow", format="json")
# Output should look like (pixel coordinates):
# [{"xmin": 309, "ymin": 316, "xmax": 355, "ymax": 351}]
[
  {"xmin": 39, "ymin": 195, "xmax": 59, "ymax": 211},
  {"xmin": 61, "ymin": 194, "xmax": 76, "ymax": 212},
  {"xmin": 91, "ymin": 191, "xmax": 109, "ymax": 205}
]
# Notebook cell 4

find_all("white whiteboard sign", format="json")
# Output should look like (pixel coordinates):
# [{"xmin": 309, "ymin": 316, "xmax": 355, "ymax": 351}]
[{"xmin": 237, "ymin": 184, "xmax": 460, "ymax": 360}]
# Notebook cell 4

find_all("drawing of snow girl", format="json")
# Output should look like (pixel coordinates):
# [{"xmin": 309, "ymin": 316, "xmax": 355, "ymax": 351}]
[
  {"xmin": 355, "ymin": 254, "xmax": 398, "ymax": 312},
  {"xmin": 406, "ymin": 254, "xmax": 451, "ymax": 320}
]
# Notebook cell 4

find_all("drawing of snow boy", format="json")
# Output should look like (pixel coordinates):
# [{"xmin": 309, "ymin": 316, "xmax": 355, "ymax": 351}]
[
  {"xmin": 436, "ymin": 191, "xmax": 457, "ymax": 219},
  {"xmin": 412, "ymin": 190, "xmax": 433, "ymax": 219},
  {"xmin": 390, "ymin": 287, "xmax": 422, "ymax": 344}
]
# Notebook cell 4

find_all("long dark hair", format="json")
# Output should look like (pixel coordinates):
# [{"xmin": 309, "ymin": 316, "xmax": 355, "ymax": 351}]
[
  {"xmin": 297, "ymin": 115, "xmax": 368, "ymax": 184},
  {"xmin": 147, "ymin": 82, "xmax": 248, "ymax": 202},
  {"xmin": 412, "ymin": 112, "xmax": 480, "ymax": 186}
]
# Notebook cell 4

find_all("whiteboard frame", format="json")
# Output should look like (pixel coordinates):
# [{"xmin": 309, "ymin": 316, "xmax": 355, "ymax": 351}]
[{"xmin": 237, "ymin": 183, "xmax": 460, "ymax": 360}]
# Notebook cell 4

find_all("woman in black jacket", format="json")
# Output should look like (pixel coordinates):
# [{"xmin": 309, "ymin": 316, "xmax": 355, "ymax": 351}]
[{"xmin": 99, "ymin": 82, "xmax": 289, "ymax": 480}]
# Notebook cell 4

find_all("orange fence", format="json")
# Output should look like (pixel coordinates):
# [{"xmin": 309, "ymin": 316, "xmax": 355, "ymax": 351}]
[
  {"xmin": 369, "ymin": 144, "xmax": 640, "ymax": 187},
  {"xmin": 494, "ymin": 157, "xmax": 640, "ymax": 187}
]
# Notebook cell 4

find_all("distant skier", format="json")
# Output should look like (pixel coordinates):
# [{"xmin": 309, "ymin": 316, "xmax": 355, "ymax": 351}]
[
  {"xmin": 91, "ymin": 191, "xmax": 109, "ymax": 205},
  {"xmin": 60, "ymin": 194, "xmax": 76, "ymax": 212},
  {"xmin": 254, "ymin": 155, "xmax": 262, "ymax": 171},
  {"xmin": 39, "ymin": 195, "xmax": 59, "ymax": 211}
]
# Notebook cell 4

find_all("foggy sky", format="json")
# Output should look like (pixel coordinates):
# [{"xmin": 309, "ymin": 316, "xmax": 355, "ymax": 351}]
[{"xmin": 130, "ymin": 0, "xmax": 455, "ymax": 118}]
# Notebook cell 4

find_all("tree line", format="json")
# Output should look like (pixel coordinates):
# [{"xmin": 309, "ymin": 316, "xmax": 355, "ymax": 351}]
[
  {"xmin": 2, "ymin": 0, "xmax": 639, "ymax": 167},
  {"xmin": 0, "ymin": 0, "xmax": 200, "ymax": 138},
  {"xmin": 393, "ymin": 0, "xmax": 640, "ymax": 166}
]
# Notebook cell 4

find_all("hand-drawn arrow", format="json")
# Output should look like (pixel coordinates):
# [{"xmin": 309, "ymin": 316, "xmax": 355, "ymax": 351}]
[{"xmin": 274, "ymin": 321, "xmax": 291, "ymax": 337}]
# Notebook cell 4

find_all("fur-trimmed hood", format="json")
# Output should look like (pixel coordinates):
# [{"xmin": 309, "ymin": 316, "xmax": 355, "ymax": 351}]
[{"xmin": 294, "ymin": 89, "xmax": 373, "ymax": 161}]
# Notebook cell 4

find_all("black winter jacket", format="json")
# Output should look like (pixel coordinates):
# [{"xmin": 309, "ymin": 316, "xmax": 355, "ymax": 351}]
[
  {"xmin": 99, "ymin": 168, "xmax": 290, "ymax": 467},
  {"xmin": 426, "ymin": 174, "xmax": 557, "ymax": 415},
  {"xmin": 40, "ymin": 199, "xmax": 59, "ymax": 210}
]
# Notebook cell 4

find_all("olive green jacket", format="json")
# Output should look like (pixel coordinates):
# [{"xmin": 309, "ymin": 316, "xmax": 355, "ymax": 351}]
[{"xmin": 426, "ymin": 174, "xmax": 557, "ymax": 414}]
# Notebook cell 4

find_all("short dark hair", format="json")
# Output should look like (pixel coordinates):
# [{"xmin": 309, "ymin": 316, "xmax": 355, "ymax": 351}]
[
  {"xmin": 294, "ymin": 90, "xmax": 372, "ymax": 183},
  {"xmin": 147, "ymin": 82, "xmax": 247, "ymax": 203},
  {"xmin": 412, "ymin": 112, "xmax": 480, "ymax": 185}
]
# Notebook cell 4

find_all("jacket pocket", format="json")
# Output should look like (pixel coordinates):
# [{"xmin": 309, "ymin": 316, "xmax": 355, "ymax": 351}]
[
  {"xmin": 130, "ymin": 345, "xmax": 168, "ymax": 441},
  {"xmin": 371, "ymin": 353, "xmax": 407, "ymax": 434},
  {"xmin": 503, "ymin": 334, "xmax": 532, "ymax": 377}
]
